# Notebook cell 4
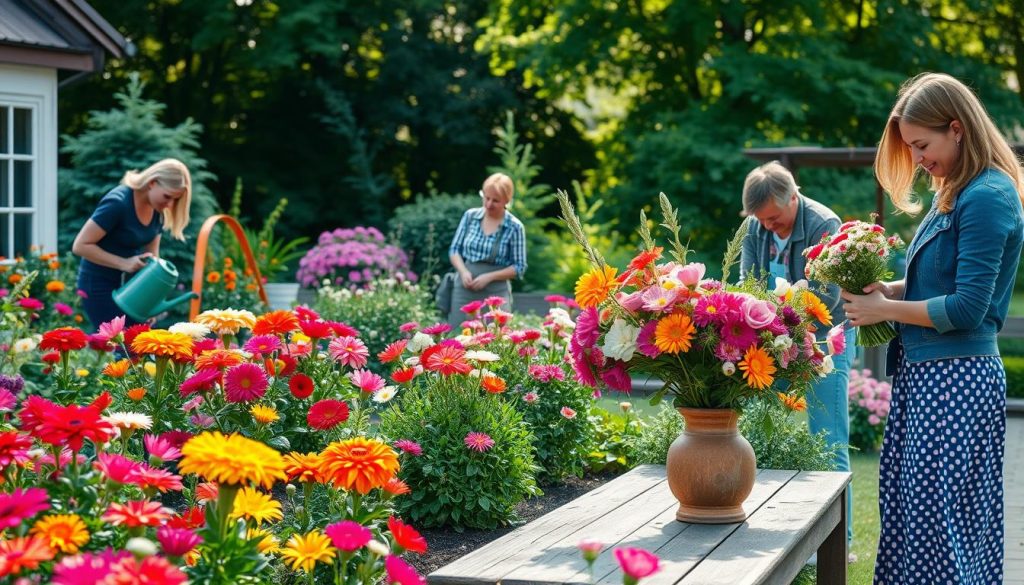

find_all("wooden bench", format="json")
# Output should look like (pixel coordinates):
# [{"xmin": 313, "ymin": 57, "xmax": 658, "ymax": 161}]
[{"xmin": 428, "ymin": 465, "xmax": 851, "ymax": 585}]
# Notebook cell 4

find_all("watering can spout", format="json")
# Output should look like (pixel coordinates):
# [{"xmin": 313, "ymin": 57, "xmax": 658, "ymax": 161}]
[{"xmin": 153, "ymin": 291, "xmax": 199, "ymax": 316}]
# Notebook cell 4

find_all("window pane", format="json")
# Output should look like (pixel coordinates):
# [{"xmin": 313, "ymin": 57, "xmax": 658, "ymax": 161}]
[
  {"xmin": 13, "ymin": 108, "xmax": 31, "ymax": 155},
  {"xmin": 0, "ymin": 162, "xmax": 7, "ymax": 207},
  {"xmin": 0, "ymin": 214, "xmax": 8, "ymax": 258},
  {"xmin": 13, "ymin": 161, "xmax": 31, "ymax": 207},
  {"xmin": 13, "ymin": 213, "xmax": 31, "ymax": 257},
  {"xmin": 0, "ymin": 107, "xmax": 7, "ymax": 154}
]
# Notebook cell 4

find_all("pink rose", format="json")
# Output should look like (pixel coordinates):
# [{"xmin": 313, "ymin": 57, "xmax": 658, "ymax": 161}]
[
  {"xmin": 826, "ymin": 323, "xmax": 846, "ymax": 355},
  {"xmin": 614, "ymin": 547, "xmax": 660, "ymax": 580},
  {"xmin": 742, "ymin": 298, "xmax": 777, "ymax": 330},
  {"xmin": 676, "ymin": 262, "xmax": 706, "ymax": 287}
]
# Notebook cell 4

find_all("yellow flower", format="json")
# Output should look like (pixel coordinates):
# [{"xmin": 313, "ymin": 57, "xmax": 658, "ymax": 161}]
[
  {"xmin": 75, "ymin": 368, "xmax": 90, "ymax": 378},
  {"xmin": 30, "ymin": 514, "xmax": 89, "ymax": 554},
  {"xmin": 801, "ymin": 290, "xmax": 833, "ymax": 327},
  {"xmin": 179, "ymin": 431, "xmax": 287, "ymax": 490},
  {"xmin": 131, "ymin": 330, "xmax": 194, "ymax": 361},
  {"xmin": 654, "ymin": 312, "xmax": 696, "ymax": 354},
  {"xmin": 195, "ymin": 309, "xmax": 257, "ymax": 336},
  {"xmin": 102, "ymin": 359, "xmax": 131, "ymax": 378},
  {"xmin": 319, "ymin": 436, "xmax": 400, "ymax": 494},
  {"xmin": 739, "ymin": 346, "xmax": 776, "ymax": 390},
  {"xmin": 574, "ymin": 265, "xmax": 618, "ymax": 309},
  {"xmin": 250, "ymin": 404, "xmax": 279, "ymax": 425},
  {"xmin": 777, "ymin": 392, "xmax": 807, "ymax": 412},
  {"xmin": 247, "ymin": 527, "xmax": 280, "ymax": 554},
  {"xmin": 230, "ymin": 487, "xmax": 283, "ymax": 525},
  {"xmin": 144, "ymin": 362, "xmax": 157, "ymax": 378},
  {"xmin": 45, "ymin": 280, "xmax": 66, "ymax": 293},
  {"xmin": 281, "ymin": 531, "xmax": 335, "ymax": 574}
]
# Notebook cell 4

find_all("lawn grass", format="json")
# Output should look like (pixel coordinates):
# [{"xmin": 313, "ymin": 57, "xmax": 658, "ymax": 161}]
[{"xmin": 848, "ymin": 450, "xmax": 882, "ymax": 583}]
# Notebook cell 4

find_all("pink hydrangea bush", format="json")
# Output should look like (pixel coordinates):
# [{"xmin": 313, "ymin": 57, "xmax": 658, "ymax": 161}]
[
  {"xmin": 847, "ymin": 368, "xmax": 891, "ymax": 452},
  {"xmin": 296, "ymin": 226, "xmax": 415, "ymax": 288}
]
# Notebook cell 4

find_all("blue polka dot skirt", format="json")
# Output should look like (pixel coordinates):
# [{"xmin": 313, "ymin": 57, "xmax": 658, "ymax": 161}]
[{"xmin": 874, "ymin": 353, "xmax": 1005, "ymax": 584}]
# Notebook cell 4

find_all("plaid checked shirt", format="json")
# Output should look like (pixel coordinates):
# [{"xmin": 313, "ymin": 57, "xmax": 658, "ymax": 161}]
[{"xmin": 448, "ymin": 208, "xmax": 528, "ymax": 278}]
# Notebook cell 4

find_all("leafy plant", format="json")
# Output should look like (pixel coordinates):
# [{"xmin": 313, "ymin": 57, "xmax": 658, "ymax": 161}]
[
  {"xmin": 585, "ymin": 404, "xmax": 643, "ymax": 474},
  {"xmin": 630, "ymin": 404, "xmax": 685, "ymax": 465},
  {"xmin": 740, "ymin": 401, "xmax": 839, "ymax": 471},
  {"xmin": 379, "ymin": 385, "xmax": 541, "ymax": 530}
]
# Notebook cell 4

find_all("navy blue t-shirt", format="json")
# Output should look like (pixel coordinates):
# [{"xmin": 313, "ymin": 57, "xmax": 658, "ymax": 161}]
[{"xmin": 77, "ymin": 185, "xmax": 163, "ymax": 282}]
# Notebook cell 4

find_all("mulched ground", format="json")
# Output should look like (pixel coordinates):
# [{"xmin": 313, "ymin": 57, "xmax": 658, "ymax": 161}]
[{"xmin": 406, "ymin": 473, "xmax": 618, "ymax": 576}]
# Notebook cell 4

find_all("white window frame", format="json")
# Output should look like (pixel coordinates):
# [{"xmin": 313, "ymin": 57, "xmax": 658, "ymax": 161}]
[{"xmin": 0, "ymin": 64, "xmax": 58, "ymax": 261}]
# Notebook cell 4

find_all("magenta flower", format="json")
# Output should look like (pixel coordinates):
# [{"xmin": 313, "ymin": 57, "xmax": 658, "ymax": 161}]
[
  {"xmin": 826, "ymin": 323, "xmax": 847, "ymax": 355},
  {"xmin": 54, "ymin": 302, "xmax": 74, "ymax": 316},
  {"xmin": 573, "ymin": 307, "xmax": 601, "ymax": 349},
  {"xmin": 578, "ymin": 539, "xmax": 603, "ymax": 563},
  {"xmin": 157, "ymin": 526, "xmax": 203, "ymax": 556},
  {"xmin": 94, "ymin": 452, "xmax": 144, "ymax": 484},
  {"xmin": 223, "ymin": 363, "xmax": 269, "ymax": 402},
  {"xmin": 483, "ymin": 296, "xmax": 505, "ymax": 308},
  {"xmin": 0, "ymin": 487, "xmax": 50, "ymax": 529},
  {"xmin": 421, "ymin": 322, "xmax": 452, "ymax": 336},
  {"xmin": 179, "ymin": 368, "xmax": 221, "ymax": 397},
  {"xmin": 614, "ymin": 547, "xmax": 660, "ymax": 583},
  {"xmin": 460, "ymin": 300, "xmax": 485, "ymax": 314},
  {"xmin": 0, "ymin": 388, "xmax": 16, "ymax": 411},
  {"xmin": 348, "ymin": 369, "xmax": 386, "ymax": 394},
  {"xmin": 385, "ymin": 554, "xmax": 426, "ymax": 585},
  {"xmin": 464, "ymin": 432, "xmax": 495, "ymax": 453},
  {"xmin": 52, "ymin": 550, "xmax": 131, "ymax": 585},
  {"xmin": 522, "ymin": 392, "xmax": 539, "ymax": 404},
  {"xmin": 328, "ymin": 336, "xmax": 370, "ymax": 369},
  {"xmin": 393, "ymin": 439, "xmax": 423, "ymax": 456},
  {"xmin": 18, "ymin": 297, "xmax": 43, "ymax": 310},
  {"xmin": 325, "ymin": 520, "xmax": 372, "ymax": 552},
  {"xmin": 399, "ymin": 322, "xmax": 420, "ymax": 333},
  {"xmin": 544, "ymin": 294, "xmax": 567, "ymax": 304},
  {"xmin": 600, "ymin": 362, "xmax": 632, "ymax": 393},
  {"xmin": 635, "ymin": 321, "xmax": 661, "ymax": 359},
  {"xmin": 144, "ymin": 433, "xmax": 183, "ymax": 462},
  {"xmin": 560, "ymin": 406, "xmax": 577, "ymax": 419},
  {"xmin": 97, "ymin": 315, "xmax": 126, "ymax": 342},
  {"xmin": 243, "ymin": 334, "xmax": 281, "ymax": 356}
]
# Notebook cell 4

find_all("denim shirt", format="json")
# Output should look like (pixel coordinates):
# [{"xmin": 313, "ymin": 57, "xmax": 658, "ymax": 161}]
[{"xmin": 887, "ymin": 168, "xmax": 1024, "ymax": 373}]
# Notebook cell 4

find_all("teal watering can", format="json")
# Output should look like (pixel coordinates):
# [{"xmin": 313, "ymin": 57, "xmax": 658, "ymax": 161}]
[{"xmin": 113, "ymin": 258, "xmax": 198, "ymax": 322}]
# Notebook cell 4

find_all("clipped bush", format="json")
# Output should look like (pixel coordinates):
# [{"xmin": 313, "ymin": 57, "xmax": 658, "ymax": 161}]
[
  {"xmin": 389, "ymin": 193, "xmax": 478, "ymax": 279},
  {"xmin": 379, "ymin": 386, "xmax": 540, "ymax": 529},
  {"xmin": 296, "ymin": 226, "xmax": 414, "ymax": 289},
  {"xmin": 630, "ymin": 404, "xmax": 685, "ymax": 465},
  {"xmin": 847, "ymin": 368, "xmax": 892, "ymax": 452},
  {"xmin": 740, "ymin": 402, "xmax": 839, "ymax": 471},
  {"xmin": 1002, "ymin": 355, "xmax": 1024, "ymax": 399}
]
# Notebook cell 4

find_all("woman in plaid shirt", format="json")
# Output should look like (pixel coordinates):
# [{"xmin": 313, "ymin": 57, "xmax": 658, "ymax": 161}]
[{"xmin": 446, "ymin": 173, "xmax": 527, "ymax": 327}]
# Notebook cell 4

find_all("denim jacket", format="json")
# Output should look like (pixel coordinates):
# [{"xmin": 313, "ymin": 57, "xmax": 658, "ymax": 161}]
[{"xmin": 887, "ymin": 168, "xmax": 1024, "ymax": 374}]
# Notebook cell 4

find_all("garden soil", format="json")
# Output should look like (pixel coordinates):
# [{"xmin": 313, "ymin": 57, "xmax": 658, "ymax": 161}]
[{"xmin": 406, "ymin": 473, "xmax": 617, "ymax": 575}]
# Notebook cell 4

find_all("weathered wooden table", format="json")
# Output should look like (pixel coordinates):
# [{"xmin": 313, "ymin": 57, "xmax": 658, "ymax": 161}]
[{"xmin": 428, "ymin": 465, "xmax": 851, "ymax": 585}]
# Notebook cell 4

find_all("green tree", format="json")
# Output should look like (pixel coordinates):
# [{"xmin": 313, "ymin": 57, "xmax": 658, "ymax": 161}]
[{"xmin": 59, "ymin": 74, "xmax": 218, "ymax": 273}]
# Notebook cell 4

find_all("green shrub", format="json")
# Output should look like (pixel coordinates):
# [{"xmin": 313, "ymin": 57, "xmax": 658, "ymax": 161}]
[
  {"xmin": 630, "ymin": 404, "xmax": 685, "ymax": 465},
  {"xmin": 1003, "ymin": 355, "xmax": 1024, "ymax": 399},
  {"xmin": 378, "ymin": 386, "xmax": 540, "ymax": 530},
  {"xmin": 388, "ymin": 193, "xmax": 478, "ymax": 280},
  {"xmin": 586, "ymin": 404, "xmax": 643, "ymax": 473},
  {"xmin": 312, "ymin": 278, "xmax": 438, "ymax": 372},
  {"xmin": 740, "ymin": 402, "xmax": 839, "ymax": 471}
]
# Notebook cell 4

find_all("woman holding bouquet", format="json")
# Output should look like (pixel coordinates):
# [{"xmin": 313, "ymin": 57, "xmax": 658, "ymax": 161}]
[
  {"xmin": 446, "ymin": 173, "xmax": 527, "ymax": 328},
  {"xmin": 842, "ymin": 72, "xmax": 1023, "ymax": 584},
  {"xmin": 739, "ymin": 161, "xmax": 858, "ymax": 554}
]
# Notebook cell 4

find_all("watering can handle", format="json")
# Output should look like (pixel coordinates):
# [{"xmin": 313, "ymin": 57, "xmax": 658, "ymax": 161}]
[{"xmin": 189, "ymin": 214, "xmax": 269, "ymax": 321}]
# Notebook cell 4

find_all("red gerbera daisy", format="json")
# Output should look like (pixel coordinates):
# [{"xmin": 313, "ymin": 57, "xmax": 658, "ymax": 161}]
[
  {"xmin": 166, "ymin": 506, "xmax": 205, "ymax": 530},
  {"xmin": 378, "ymin": 339, "xmax": 408, "ymax": 363},
  {"xmin": 102, "ymin": 500, "xmax": 171, "ymax": 528},
  {"xmin": 422, "ymin": 346, "xmax": 472, "ymax": 376},
  {"xmin": 307, "ymin": 399, "xmax": 350, "ymax": 430},
  {"xmin": 299, "ymin": 320, "xmax": 334, "ymax": 340},
  {"xmin": 0, "ymin": 431, "xmax": 33, "ymax": 468},
  {"xmin": 390, "ymin": 368, "xmax": 417, "ymax": 384},
  {"xmin": 122, "ymin": 324, "xmax": 152, "ymax": 354},
  {"xmin": 129, "ymin": 465, "xmax": 184, "ymax": 493},
  {"xmin": 289, "ymin": 373, "xmax": 315, "ymax": 399},
  {"xmin": 387, "ymin": 516, "xmax": 427, "ymax": 554},
  {"xmin": 39, "ymin": 327, "xmax": 88, "ymax": 352},
  {"xmin": 22, "ymin": 394, "xmax": 115, "ymax": 452},
  {"xmin": 328, "ymin": 321, "xmax": 359, "ymax": 338},
  {"xmin": 294, "ymin": 305, "xmax": 320, "ymax": 321}
]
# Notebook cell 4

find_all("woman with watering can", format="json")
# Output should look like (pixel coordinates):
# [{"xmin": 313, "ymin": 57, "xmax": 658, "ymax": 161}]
[{"xmin": 72, "ymin": 158, "xmax": 192, "ymax": 330}]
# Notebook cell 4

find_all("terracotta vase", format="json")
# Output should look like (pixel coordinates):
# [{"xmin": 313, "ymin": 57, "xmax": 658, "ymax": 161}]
[{"xmin": 666, "ymin": 408, "xmax": 757, "ymax": 524}]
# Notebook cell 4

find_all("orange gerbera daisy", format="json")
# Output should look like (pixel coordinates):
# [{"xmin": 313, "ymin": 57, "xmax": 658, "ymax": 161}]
[
  {"xmin": 574, "ymin": 265, "xmax": 618, "ymax": 309},
  {"xmin": 739, "ymin": 346, "xmax": 776, "ymax": 390},
  {"xmin": 319, "ymin": 437, "xmax": 400, "ymax": 494},
  {"xmin": 283, "ymin": 452, "xmax": 325, "ymax": 483},
  {"xmin": 481, "ymin": 375, "xmax": 506, "ymax": 394},
  {"xmin": 45, "ymin": 280, "xmax": 66, "ymax": 293},
  {"xmin": 654, "ymin": 312, "xmax": 696, "ymax": 354},
  {"xmin": 777, "ymin": 392, "xmax": 807, "ymax": 412},
  {"xmin": 102, "ymin": 359, "xmax": 131, "ymax": 378},
  {"xmin": 801, "ymin": 290, "xmax": 832, "ymax": 327},
  {"xmin": 131, "ymin": 330, "xmax": 194, "ymax": 361},
  {"xmin": 253, "ymin": 310, "xmax": 300, "ymax": 336},
  {"xmin": 30, "ymin": 514, "xmax": 89, "ymax": 554},
  {"xmin": 126, "ymin": 387, "xmax": 147, "ymax": 401},
  {"xmin": 194, "ymin": 349, "xmax": 245, "ymax": 371},
  {"xmin": 0, "ymin": 536, "xmax": 54, "ymax": 576}
]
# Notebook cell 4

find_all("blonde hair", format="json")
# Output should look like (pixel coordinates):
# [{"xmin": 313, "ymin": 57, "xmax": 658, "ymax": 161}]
[
  {"xmin": 742, "ymin": 161, "xmax": 800, "ymax": 214},
  {"xmin": 875, "ymin": 72, "xmax": 1024, "ymax": 215},
  {"xmin": 482, "ymin": 173, "xmax": 515, "ymax": 205},
  {"xmin": 122, "ymin": 158, "xmax": 192, "ymax": 240}
]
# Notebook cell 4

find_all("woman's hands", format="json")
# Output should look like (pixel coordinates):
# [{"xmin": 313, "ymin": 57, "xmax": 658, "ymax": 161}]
[
  {"xmin": 463, "ymin": 271, "xmax": 493, "ymax": 291},
  {"xmin": 121, "ymin": 252, "xmax": 154, "ymax": 273},
  {"xmin": 459, "ymin": 269, "xmax": 474, "ymax": 288},
  {"xmin": 840, "ymin": 280, "xmax": 902, "ymax": 327}
]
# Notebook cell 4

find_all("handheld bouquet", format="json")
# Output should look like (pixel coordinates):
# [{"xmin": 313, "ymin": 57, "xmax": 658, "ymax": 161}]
[
  {"xmin": 803, "ymin": 219, "xmax": 905, "ymax": 347},
  {"xmin": 558, "ymin": 192, "xmax": 843, "ymax": 411}
]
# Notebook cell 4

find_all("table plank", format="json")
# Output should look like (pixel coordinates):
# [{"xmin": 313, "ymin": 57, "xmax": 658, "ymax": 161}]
[
  {"xmin": 428, "ymin": 465, "xmax": 667, "ymax": 585},
  {"xmin": 677, "ymin": 471, "xmax": 850, "ymax": 585}
]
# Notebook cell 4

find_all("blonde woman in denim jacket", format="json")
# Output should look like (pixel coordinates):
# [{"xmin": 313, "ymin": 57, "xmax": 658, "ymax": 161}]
[{"xmin": 843, "ymin": 73, "xmax": 1024, "ymax": 584}]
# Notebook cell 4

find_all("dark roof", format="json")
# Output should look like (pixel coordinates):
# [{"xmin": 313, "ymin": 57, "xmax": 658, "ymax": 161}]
[{"xmin": 0, "ymin": 0, "xmax": 127, "ymax": 72}]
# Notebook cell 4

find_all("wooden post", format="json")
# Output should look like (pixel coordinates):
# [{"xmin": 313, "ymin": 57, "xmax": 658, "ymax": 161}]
[
  {"xmin": 189, "ymin": 214, "xmax": 269, "ymax": 321},
  {"xmin": 817, "ymin": 485, "xmax": 849, "ymax": 584}
]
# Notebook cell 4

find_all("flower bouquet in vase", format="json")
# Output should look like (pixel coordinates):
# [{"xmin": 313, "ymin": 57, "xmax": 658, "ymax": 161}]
[
  {"xmin": 803, "ymin": 218, "xmax": 905, "ymax": 347},
  {"xmin": 558, "ymin": 192, "xmax": 843, "ymax": 523}
]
